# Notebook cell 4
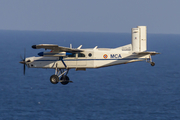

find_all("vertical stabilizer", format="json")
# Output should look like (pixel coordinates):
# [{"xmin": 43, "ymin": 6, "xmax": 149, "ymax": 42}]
[
  {"xmin": 132, "ymin": 26, "xmax": 147, "ymax": 52},
  {"xmin": 138, "ymin": 26, "xmax": 147, "ymax": 51}
]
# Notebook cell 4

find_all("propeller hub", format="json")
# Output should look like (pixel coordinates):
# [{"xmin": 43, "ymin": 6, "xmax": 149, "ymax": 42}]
[{"xmin": 19, "ymin": 61, "xmax": 25, "ymax": 64}]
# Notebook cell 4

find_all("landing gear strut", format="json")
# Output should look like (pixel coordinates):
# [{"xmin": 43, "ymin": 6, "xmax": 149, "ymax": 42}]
[{"xmin": 146, "ymin": 55, "xmax": 155, "ymax": 66}]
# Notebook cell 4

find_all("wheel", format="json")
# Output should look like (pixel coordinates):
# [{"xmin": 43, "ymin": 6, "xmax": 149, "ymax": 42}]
[
  {"xmin": 50, "ymin": 75, "xmax": 59, "ymax": 84},
  {"xmin": 60, "ymin": 75, "xmax": 69, "ymax": 85},
  {"xmin": 151, "ymin": 62, "xmax": 155, "ymax": 66}
]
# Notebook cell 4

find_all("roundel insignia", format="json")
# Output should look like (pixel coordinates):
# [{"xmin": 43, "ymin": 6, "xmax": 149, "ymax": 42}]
[{"xmin": 103, "ymin": 54, "xmax": 108, "ymax": 59}]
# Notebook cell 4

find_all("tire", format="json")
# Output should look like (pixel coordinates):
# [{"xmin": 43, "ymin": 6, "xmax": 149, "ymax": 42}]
[
  {"xmin": 151, "ymin": 62, "xmax": 155, "ymax": 66},
  {"xmin": 60, "ymin": 75, "xmax": 69, "ymax": 85},
  {"xmin": 50, "ymin": 75, "xmax": 59, "ymax": 84}
]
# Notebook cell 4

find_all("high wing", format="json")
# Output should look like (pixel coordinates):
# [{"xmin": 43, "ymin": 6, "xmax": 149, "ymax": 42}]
[
  {"xmin": 134, "ymin": 51, "xmax": 160, "ymax": 56},
  {"xmin": 32, "ymin": 44, "xmax": 83, "ymax": 53}
]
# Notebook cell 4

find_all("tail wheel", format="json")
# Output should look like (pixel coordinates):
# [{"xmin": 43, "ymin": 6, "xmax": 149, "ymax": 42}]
[
  {"xmin": 60, "ymin": 75, "xmax": 69, "ymax": 85},
  {"xmin": 50, "ymin": 75, "xmax": 59, "ymax": 84},
  {"xmin": 151, "ymin": 62, "xmax": 155, "ymax": 66}
]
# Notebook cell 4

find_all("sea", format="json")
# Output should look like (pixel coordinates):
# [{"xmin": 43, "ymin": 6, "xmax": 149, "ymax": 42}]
[{"xmin": 0, "ymin": 30, "xmax": 180, "ymax": 120}]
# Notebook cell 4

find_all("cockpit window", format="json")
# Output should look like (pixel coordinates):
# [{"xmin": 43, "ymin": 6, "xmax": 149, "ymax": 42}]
[
  {"xmin": 67, "ymin": 53, "xmax": 76, "ymax": 57},
  {"xmin": 78, "ymin": 53, "xmax": 85, "ymax": 57}
]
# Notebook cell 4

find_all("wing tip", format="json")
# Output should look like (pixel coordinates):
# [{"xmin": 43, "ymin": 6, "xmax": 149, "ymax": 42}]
[{"xmin": 32, "ymin": 45, "xmax": 37, "ymax": 49}]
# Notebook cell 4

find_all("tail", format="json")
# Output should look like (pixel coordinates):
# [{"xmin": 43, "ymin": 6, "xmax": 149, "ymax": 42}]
[{"xmin": 132, "ymin": 26, "xmax": 147, "ymax": 52}]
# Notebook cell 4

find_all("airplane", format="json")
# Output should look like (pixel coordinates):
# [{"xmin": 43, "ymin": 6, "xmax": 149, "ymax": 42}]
[{"xmin": 19, "ymin": 26, "xmax": 159, "ymax": 85}]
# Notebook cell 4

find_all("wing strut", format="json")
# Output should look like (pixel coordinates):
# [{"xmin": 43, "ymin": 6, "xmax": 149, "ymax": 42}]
[{"xmin": 59, "ymin": 57, "xmax": 67, "ymax": 69}]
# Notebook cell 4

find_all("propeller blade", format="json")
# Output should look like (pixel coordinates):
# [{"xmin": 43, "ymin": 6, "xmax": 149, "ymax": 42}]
[
  {"xmin": 24, "ymin": 63, "xmax": 26, "ymax": 75},
  {"xmin": 20, "ymin": 55, "xmax": 23, "ymax": 60},
  {"xmin": 19, "ymin": 48, "xmax": 27, "ymax": 75},
  {"xmin": 24, "ymin": 48, "xmax": 26, "ymax": 60}
]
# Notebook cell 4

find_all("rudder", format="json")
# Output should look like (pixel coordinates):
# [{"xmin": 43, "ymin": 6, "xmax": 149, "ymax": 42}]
[{"xmin": 132, "ymin": 26, "xmax": 147, "ymax": 52}]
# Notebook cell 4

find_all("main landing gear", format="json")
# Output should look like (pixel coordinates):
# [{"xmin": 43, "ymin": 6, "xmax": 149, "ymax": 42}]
[
  {"xmin": 50, "ymin": 68, "xmax": 72, "ymax": 85},
  {"xmin": 50, "ymin": 57, "xmax": 72, "ymax": 85},
  {"xmin": 146, "ymin": 55, "xmax": 155, "ymax": 66}
]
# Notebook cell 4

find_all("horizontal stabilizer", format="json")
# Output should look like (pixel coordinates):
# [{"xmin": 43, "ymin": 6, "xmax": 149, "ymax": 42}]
[{"xmin": 134, "ymin": 51, "xmax": 160, "ymax": 56}]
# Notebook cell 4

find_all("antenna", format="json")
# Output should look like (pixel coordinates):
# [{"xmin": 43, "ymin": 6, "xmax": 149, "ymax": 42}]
[
  {"xmin": 93, "ymin": 46, "xmax": 98, "ymax": 49},
  {"xmin": 77, "ymin": 45, "xmax": 82, "ymax": 49}
]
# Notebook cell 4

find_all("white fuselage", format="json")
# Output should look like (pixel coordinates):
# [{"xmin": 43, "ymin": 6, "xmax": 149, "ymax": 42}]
[{"xmin": 26, "ymin": 46, "xmax": 150, "ymax": 69}]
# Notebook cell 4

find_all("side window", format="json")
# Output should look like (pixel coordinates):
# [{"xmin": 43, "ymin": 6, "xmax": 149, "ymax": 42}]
[
  {"xmin": 78, "ymin": 53, "xmax": 85, "ymax": 57},
  {"xmin": 67, "ymin": 53, "xmax": 76, "ymax": 57},
  {"xmin": 88, "ymin": 53, "xmax": 92, "ymax": 57}
]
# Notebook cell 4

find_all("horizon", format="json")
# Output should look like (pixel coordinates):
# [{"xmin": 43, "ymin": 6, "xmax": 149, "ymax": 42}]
[
  {"xmin": 0, "ymin": 29, "xmax": 180, "ymax": 35},
  {"xmin": 0, "ymin": 1, "xmax": 180, "ymax": 34}
]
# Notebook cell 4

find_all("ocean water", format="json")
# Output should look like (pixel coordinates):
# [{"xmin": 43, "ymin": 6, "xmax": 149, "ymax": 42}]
[{"xmin": 0, "ymin": 30, "xmax": 180, "ymax": 120}]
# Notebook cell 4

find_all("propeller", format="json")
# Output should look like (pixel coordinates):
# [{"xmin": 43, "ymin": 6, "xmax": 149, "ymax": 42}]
[{"xmin": 19, "ymin": 49, "xmax": 26, "ymax": 75}]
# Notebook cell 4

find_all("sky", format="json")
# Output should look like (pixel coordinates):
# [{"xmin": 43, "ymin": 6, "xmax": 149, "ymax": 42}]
[{"xmin": 0, "ymin": 0, "xmax": 180, "ymax": 34}]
